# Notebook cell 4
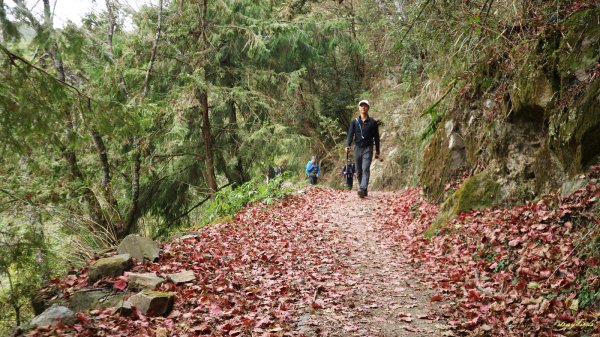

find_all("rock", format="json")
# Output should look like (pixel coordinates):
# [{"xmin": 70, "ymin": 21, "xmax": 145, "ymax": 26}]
[
  {"xmin": 128, "ymin": 272, "xmax": 165, "ymax": 290},
  {"xmin": 179, "ymin": 231, "xmax": 201, "ymax": 240},
  {"xmin": 128, "ymin": 290, "xmax": 176, "ymax": 316},
  {"xmin": 166, "ymin": 270, "xmax": 196, "ymax": 285},
  {"xmin": 560, "ymin": 179, "xmax": 589, "ymax": 196},
  {"xmin": 69, "ymin": 289, "xmax": 128, "ymax": 312},
  {"xmin": 113, "ymin": 301, "xmax": 133, "ymax": 317},
  {"xmin": 88, "ymin": 254, "xmax": 132, "ymax": 282},
  {"xmin": 558, "ymin": 9, "xmax": 600, "ymax": 82},
  {"xmin": 444, "ymin": 120, "xmax": 454, "ymax": 137},
  {"xmin": 117, "ymin": 234, "xmax": 160, "ymax": 262},
  {"xmin": 31, "ymin": 305, "xmax": 75, "ymax": 327},
  {"xmin": 425, "ymin": 169, "xmax": 501, "ymax": 237},
  {"xmin": 484, "ymin": 99, "xmax": 494, "ymax": 109},
  {"xmin": 448, "ymin": 133, "xmax": 465, "ymax": 150},
  {"xmin": 156, "ymin": 327, "xmax": 169, "ymax": 337}
]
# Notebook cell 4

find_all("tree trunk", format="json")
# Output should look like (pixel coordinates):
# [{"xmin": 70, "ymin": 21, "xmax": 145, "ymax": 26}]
[
  {"xmin": 195, "ymin": 0, "xmax": 217, "ymax": 197},
  {"xmin": 7, "ymin": 271, "xmax": 20, "ymax": 326},
  {"xmin": 105, "ymin": 0, "xmax": 129, "ymax": 97},
  {"xmin": 0, "ymin": 0, "xmax": 7, "ymax": 44},
  {"xmin": 142, "ymin": 0, "xmax": 163, "ymax": 100},
  {"xmin": 228, "ymin": 99, "xmax": 249, "ymax": 184},
  {"xmin": 197, "ymin": 89, "xmax": 218, "ymax": 197},
  {"xmin": 44, "ymin": 0, "xmax": 107, "ymax": 230},
  {"xmin": 42, "ymin": 0, "xmax": 65, "ymax": 82},
  {"xmin": 121, "ymin": 150, "xmax": 141, "ymax": 237},
  {"xmin": 91, "ymin": 127, "xmax": 119, "ymax": 212}
]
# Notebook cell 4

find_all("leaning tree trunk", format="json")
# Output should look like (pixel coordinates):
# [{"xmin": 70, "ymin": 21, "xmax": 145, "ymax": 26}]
[
  {"xmin": 197, "ymin": 89, "xmax": 218, "ymax": 197},
  {"xmin": 196, "ymin": 0, "xmax": 217, "ymax": 197}
]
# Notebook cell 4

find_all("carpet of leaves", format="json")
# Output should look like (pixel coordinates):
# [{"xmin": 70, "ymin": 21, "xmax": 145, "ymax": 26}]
[
  {"xmin": 31, "ymin": 189, "xmax": 350, "ymax": 337},
  {"xmin": 376, "ymin": 182, "xmax": 600, "ymax": 336}
]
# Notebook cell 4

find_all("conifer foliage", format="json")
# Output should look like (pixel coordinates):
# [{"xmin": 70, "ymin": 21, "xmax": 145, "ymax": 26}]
[{"xmin": 0, "ymin": 0, "xmax": 364, "ymax": 330}]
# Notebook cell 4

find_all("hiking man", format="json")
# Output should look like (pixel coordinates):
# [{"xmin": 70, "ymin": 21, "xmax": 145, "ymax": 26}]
[
  {"xmin": 306, "ymin": 155, "xmax": 321, "ymax": 185},
  {"xmin": 345, "ymin": 100, "xmax": 380, "ymax": 198}
]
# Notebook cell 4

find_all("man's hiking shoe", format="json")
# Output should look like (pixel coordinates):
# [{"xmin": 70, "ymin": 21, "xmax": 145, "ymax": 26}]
[
  {"xmin": 357, "ymin": 189, "xmax": 365, "ymax": 198},
  {"xmin": 364, "ymin": 190, "xmax": 368, "ymax": 197}
]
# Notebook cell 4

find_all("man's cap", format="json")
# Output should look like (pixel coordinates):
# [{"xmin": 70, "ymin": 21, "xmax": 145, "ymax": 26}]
[{"xmin": 358, "ymin": 100, "xmax": 370, "ymax": 107}]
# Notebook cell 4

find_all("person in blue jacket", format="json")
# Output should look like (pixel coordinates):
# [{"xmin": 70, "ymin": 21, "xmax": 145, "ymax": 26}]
[{"xmin": 306, "ymin": 155, "xmax": 321, "ymax": 185}]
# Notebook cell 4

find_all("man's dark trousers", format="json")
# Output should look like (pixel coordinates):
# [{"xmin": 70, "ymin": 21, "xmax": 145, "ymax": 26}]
[{"xmin": 354, "ymin": 145, "xmax": 373, "ymax": 192}]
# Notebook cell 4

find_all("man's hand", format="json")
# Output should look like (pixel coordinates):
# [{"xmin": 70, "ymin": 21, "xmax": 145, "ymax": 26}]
[{"xmin": 345, "ymin": 146, "xmax": 350, "ymax": 153}]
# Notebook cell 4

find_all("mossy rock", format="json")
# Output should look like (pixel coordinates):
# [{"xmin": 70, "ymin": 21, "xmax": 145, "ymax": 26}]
[
  {"xmin": 421, "ymin": 118, "xmax": 468, "ymax": 201},
  {"xmin": 128, "ymin": 290, "xmax": 176, "ymax": 316},
  {"xmin": 444, "ymin": 170, "xmax": 501, "ymax": 214},
  {"xmin": 88, "ymin": 254, "xmax": 132, "ymax": 282},
  {"xmin": 557, "ymin": 8, "xmax": 600, "ymax": 82},
  {"xmin": 508, "ymin": 72, "xmax": 553, "ymax": 123},
  {"xmin": 424, "ymin": 170, "xmax": 501, "ymax": 237},
  {"xmin": 69, "ymin": 289, "xmax": 128, "ymax": 312},
  {"xmin": 550, "ymin": 77, "xmax": 600, "ymax": 172},
  {"xmin": 421, "ymin": 123, "xmax": 452, "ymax": 201}
]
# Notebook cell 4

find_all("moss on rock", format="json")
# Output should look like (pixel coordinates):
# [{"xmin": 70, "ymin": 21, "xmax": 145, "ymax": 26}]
[
  {"xmin": 557, "ymin": 8, "xmax": 600, "ymax": 82},
  {"xmin": 424, "ymin": 170, "xmax": 501, "ymax": 237},
  {"xmin": 445, "ymin": 170, "xmax": 501, "ymax": 213},
  {"xmin": 421, "ymin": 120, "xmax": 454, "ymax": 202},
  {"xmin": 550, "ymin": 77, "xmax": 600, "ymax": 173},
  {"xmin": 509, "ymin": 71, "xmax": 554, "ymax": 122}
]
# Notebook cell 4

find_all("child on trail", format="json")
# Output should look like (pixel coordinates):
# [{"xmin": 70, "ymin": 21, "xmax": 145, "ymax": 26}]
[{"xmin": 342, "ymin": 155, "xmax": 355, "ymax": 190}]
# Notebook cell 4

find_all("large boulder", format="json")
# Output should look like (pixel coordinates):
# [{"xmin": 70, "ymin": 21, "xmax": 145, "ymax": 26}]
[
  {"xmin": 117, "ymin": 235, "xmax": 160, "ymax": 262},
  {"xmin": 31, "ymin": 305, "xmax": 75, "ymax": 327},
  {"xmin": 69, "ymin": 289, "xmax": 128, "ymax": 312},
  {"xmin": 128, "ymin": 272, "xmax": 165, "ymax": 290},
  {"xmin": 88, "ymin": 254, "xmax": 132, "ymax": 282},
  {"xmin": 128, "ymin": 290, "xmax": 176, "ymax": 316}
]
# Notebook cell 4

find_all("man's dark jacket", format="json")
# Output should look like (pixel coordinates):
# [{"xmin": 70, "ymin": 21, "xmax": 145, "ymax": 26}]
[{"xmin": 346, "ymin": 116, "xmax": 380, "ymax": 154}]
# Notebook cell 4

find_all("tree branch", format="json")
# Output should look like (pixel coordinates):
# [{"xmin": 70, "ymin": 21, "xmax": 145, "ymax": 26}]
[{"xmin": 172, "ymin": 182, "xmax": 232, "ymax": 222}]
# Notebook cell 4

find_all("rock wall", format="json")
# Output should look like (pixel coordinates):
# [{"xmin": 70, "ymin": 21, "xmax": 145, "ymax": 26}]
[{"xmin": 421, "ymin": 8, "xmax": 600, "ymax": 206}]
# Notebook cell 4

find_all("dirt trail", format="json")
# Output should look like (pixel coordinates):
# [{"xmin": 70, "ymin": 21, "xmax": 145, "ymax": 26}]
[{"xmin": 296, "ymin": 191, "xmax": 453, "ymax": 336}]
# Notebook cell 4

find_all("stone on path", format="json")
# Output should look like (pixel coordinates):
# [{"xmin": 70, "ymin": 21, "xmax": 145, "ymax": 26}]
[
  {"xmin": 117, "ymin": 234, "xmax": 160, "ymax": 262},
  {"xmin": 88, "ymin": 254, "xmax": 132, "ymax": 282},
  {"xmin": 113, "ymin": 301, "xmax": 133, "ymax": 317},
  {"xmin": 166, "ymin": 270, "xmax": 196, "ymax": 285},
  {"xmin": 128, "ymin": 272, "xmax": 165, "ymax": 290},
  {"xmin": 31, "ymin": 305, "xmax": 75, "ymax": 327},
  {"xmin": 69, "ymin": 289, "xmax": 128, "ymax": 312},
  {"xmin": 128, "ymin": 290, "xmax": 176, "ymax": 316}
]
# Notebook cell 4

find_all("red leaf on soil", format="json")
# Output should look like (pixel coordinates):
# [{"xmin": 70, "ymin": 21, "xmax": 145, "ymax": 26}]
[
  {"xmin": 209, "ymin": 303, "xmax": 223, "ymax": 318},
  {"xmin": 430, "ymin": 294, "xmax": 444, "ymax": 302},
  {"xmin": 75, "ymin": 313, "xmax": 90, "ymax": 324},
  {"xmin": 312, "ymin": 300, "xmax": 324, "ymax": 309},
  {"xmin": 191, "ymin": 324, "xmax": 211, "ymax": 333},
  {"xmin": 219, "ymin": 323, "xmax": 234, "ymax": 332},
  {"xmin": 113, "ymin": 277, "xmax": 128, "ymax": 291},
  {"xmin": 64, "ymin": 275, "xmax": 77, "ymax": 286}
]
